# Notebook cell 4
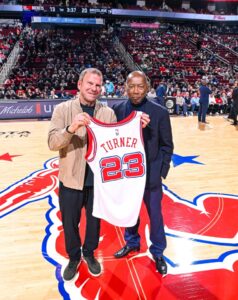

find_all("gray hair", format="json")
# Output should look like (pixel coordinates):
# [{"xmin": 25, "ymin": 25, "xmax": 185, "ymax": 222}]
[{"xmin": 79, "ymin": 68, "xmax": 103, "ymax": 81}]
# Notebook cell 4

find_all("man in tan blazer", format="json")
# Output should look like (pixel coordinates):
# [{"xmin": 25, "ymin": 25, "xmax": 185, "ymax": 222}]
[{"xmin": 48, "ymin": 68, "xmax": 116, "ymax": 281}]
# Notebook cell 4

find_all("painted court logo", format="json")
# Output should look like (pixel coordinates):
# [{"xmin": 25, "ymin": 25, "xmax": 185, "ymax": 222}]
[{"xmin": 0, "ymin": 157, "xmax": 238, "ymax": 299}]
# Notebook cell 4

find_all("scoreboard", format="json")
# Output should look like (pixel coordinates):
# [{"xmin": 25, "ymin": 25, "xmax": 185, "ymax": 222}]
[{"xmin": 39, "ymin": 6, "xmax": 112, "ymax": 15}]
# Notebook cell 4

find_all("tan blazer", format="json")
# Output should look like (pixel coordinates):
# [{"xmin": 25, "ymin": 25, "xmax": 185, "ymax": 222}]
[{"xmin": 48, "ymin": 98, "xmax": 117, "ymax": 190}]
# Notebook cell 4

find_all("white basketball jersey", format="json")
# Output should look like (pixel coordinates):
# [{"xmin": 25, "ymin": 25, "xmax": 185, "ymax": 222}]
[{"xmin": 86, "ymin": 111, "xmax": 146, "ymax": 227}]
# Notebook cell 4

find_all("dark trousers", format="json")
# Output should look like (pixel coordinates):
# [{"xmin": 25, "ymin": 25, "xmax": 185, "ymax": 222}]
[
  {"xmin": 233, "ymin": 113, "xmax": 238, "ymax": 125},
  {"xmin": 232, "ymin": 104, "xmax": 238, "ymax": 124},
  {"xmin": 198, "ymin": 101, "xmax": 208, "ymax": 122},
  {"xmin": 124, "ymin": 185, "xmax": 166, "ymax": 257},
  {"xmin": 59, "ymin": 182, "xmax": 100, "ymax": 261}
]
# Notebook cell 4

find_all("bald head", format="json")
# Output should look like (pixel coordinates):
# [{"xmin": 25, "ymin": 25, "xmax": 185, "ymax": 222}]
[
  {"xmin": 126, "ymin": 71, "xmax": 149, "ymax": 85},
  {"xmin": 126, "ymin": 71, "xmax": 150, "ymax": 104}
]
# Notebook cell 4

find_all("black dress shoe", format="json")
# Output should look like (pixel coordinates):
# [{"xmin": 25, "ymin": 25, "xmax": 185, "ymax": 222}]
[
  {"xmin": 114, "ymin": 245, "xmax": 140, "ymax": 258},
  {"xmin": 83, "ymin": 255, "xmax": 102, "ymax": 276},
  {"xmin": 63, "ymin": 259, "xmax": 81, "ymax": 281},
  {"xmin": 154, "ymin": 256, "xmax": 167, "ymax": 275}
]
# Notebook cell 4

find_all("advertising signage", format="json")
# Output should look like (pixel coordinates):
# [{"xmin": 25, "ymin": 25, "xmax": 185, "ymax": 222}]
[
  {"xmin": 0, "ymin": 99, "xmax": 126, "ymax": 120},
  {"xmin": 0, "ymin": 100, "xmax": 62, "ymax": 120}
]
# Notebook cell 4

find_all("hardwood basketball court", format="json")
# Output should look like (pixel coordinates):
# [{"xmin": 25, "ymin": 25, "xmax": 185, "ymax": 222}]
[{"xmin": 0, "ymin": 115, "xmax": 237, "ymax": 300}]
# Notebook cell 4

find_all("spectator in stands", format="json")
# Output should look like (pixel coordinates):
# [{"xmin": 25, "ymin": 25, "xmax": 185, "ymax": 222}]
[
  {"xmin": 190, "ymin": 92, "xmax": 200, "ymax": 114},
  {"xmin": 56, "ymin": 88, "xmax": 71, "ymax": 99},
  {"xmin": 34, "ymin": 88, "xmax": 42, "ymax": 99},
  {"xmin": 61, "ymin": 91, "xmax": 73, "ymax": 100},
  {"xmin": 198, "ymin": 78, "xmax": 212, "ymax": 123},
  {"xmin": 214, "ymin": 93, "xmax": 223, "ymax": 114},
  {"xmin": 184, "ymin": 91, "xmax": 192, "ymax": 115},
  {"xmin": 175, "ymin": 91, "xmax": 187, "ymax": 116},
  {"xmin": 49, "ymin": 89, "xmax": 58, "ymax": 99},
  {"xmin": 211, "ymin": 76, "xmax": 219, "ymax": 86},
  {"xmin": 221, "ymin": 91, "xmax": 228, "ymax": 114},
  {"xmin": 114, "ymin": 84, "xmax": 125, "ymax": 97},
  {"xmin": 208, "ymin": 93, "xmax": 216, "ymax": 115},
  {"xmin": 26, "ymin": 89, "xmax": 35, "ymax": 99},
  {"xmin": 5, "ymin": 89, "xmax": 18, "ymax": 99},
  {"xmin": 40, "ymin": 91, "xmax": 46, "ymax": 99},
  {"xmin": 104, "ymin": 79, "xmax": 115, "ymax": 96},
  {"xmin": 16, "ymin": 87, "xmax": 25, "ymax": 99},
  {"xmin": 100, "ymin": 83, "xmax": 106, "ymax": 97},
  {"xmin": 147, "ymin": 88, "xmax": 156, "ymax": 98}
]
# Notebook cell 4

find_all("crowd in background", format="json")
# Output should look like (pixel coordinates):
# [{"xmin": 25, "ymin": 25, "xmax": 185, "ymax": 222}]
[
  {"xmin": 1, "ymin": 26, "xmax": 127, "ymax": 99},
  {"xmin": 0, "ymin": 19, "xmax": 237, "ymax": 117},
  {"xmin": 0, "ymin": 23, "xmax": 21, "ymax": 69}
]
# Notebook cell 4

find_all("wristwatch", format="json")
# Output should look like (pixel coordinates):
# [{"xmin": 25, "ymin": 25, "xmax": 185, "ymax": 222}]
[{"xmin": 66, "ymin": 125, "xmax": 74, "ymax": 134}]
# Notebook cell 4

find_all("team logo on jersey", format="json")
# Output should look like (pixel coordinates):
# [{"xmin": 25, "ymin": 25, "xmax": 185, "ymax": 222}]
[{"xmin": 0, "ymin": 157, "xmax": 238, "ymax": 299}]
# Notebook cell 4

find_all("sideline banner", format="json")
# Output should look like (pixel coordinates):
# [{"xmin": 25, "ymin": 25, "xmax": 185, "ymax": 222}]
[
  {"xmin": 0, "ymin": 99, "xmax": 126, "ymax": 120},
  {"xmin": 0, "ymin": 98, "xmax": 175, "ymax": 120},
  {"xmin": 0, "ymin": 100, "xmax": 63, "ymax": 120}
]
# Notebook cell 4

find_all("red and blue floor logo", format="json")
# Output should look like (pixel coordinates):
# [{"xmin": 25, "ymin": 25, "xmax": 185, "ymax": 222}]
[{"xmin": 0, "ymin": 157, "xmax": 238, "ymax": 299}]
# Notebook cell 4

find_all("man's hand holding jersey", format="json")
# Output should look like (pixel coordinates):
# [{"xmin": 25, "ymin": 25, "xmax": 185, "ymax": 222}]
[
  {"xmin": 67, "ymin": 112, "xmax": 91, "ymax": 134},
  {"xmin": 141, "ymin": 113, "xmax": 150, "ymax": 128}
]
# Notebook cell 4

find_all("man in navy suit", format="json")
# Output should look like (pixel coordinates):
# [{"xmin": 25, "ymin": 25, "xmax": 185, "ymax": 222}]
[
  {"xmin": 231, "ymin": 81, "xmax": 238, "ymax": 126},
  {"xmin": 155, "ymin": 81, "xmax": 167, "ymax": 106},
  {"xmin": 113, "ymin": 71, "xmax": 174, "ymax": 275},
  {"xmin": 198, "ymin": 78, "xmax": 212, "ymax": 123}
]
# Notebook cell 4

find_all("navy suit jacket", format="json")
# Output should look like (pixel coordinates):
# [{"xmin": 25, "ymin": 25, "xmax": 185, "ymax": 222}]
[
  {"xmin": 199, "ymin": 84, "xmax": 212, "ymax": 104},
  {"xmin": 156, "ymin": 84, "xmax": 167, "ymax": 99},
  {"xmin": 113, "ymin": 98, "xmax": 174, "ymax": 190}
]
